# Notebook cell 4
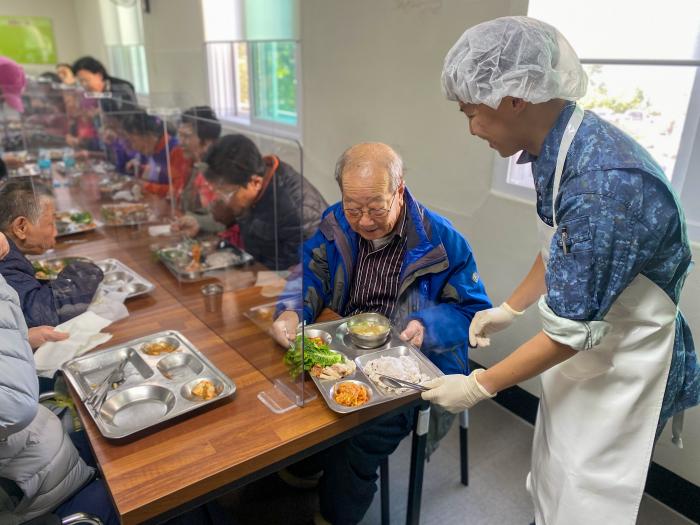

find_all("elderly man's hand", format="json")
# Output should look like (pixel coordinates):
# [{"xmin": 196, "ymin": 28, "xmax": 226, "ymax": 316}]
[
  {"xmin": 0, "ymin": 232, "xmax": 9, "ymax": 260},
  {"xmin": 172, "ymin": 215, "xmax": 200, "ymax": 238},
  {"xmin": 28, "ymin": 326, "xmax": 69, "ymax": 349},
  {"xmin": 400, "ymin": 320, "xmax": 425, "ymax": 348},
  {"xmin": 270, "ymin": 310, "xmax": 299, "ymax": 348}
]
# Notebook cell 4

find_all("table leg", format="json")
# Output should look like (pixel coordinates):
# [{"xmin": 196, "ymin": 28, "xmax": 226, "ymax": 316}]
[
  {"xmin": 406, "ymin": 401, "xmax": 430, "ymax": 525},
  {"xmin": 460, "ymin": 409, "xmax": 469, "ymax": 486}
]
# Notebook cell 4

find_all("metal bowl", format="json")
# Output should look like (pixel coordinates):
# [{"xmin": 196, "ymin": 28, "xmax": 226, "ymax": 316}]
[
  {"xmin": 100, "ymin": 385, "xmax": 176, "ymax": 429},
  {"xmin": 140, "ymin": 336, "xmax": 181, "ymax": 356},
  {"xmin": 346, "ymin": 313, "xmax": 391, "ymax": 348},
  {"xmin": 297, "ymin": 328, "xmax": 333, "ymax": 347},
  {"xmin": 103, "ymin": 271, "xmax": 133, "ymax": 285},
  {"xmin": 157, "ymin": 353, "xmax": 204, "ymax": 381},
  {"xmin": 125, "ymin": 282, "xmax": 149, "ymax": 295},
  {"xmin": 97, "ymin": 261, "xmax": 117, "ymax": 273},
  {"xmin": 181, "ymin": 376, "xmax": 225, "ymax": 402},
  {"xmin": 329, "ymin": 380, "xmax": 373, "ymax": 408}
]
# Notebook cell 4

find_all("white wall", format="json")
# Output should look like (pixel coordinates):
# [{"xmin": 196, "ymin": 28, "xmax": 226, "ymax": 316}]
[
  {"xmin": 0, "ymin": 0, "xmax": 81, "ymax": 72},
  {"xmin": 140, "ymin": 0, "xmax": 209, "ymax": 108},
  {"xmin": 300, "ymin": 0, "xmax": 700, "ymax": 486},
  {"xmin": 72, "ymin": 0, "xmax": 109, "ymax": 66}
]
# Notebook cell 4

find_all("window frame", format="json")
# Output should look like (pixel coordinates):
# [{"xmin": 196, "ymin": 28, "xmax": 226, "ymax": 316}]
[
  {"xmin": 204, "ymin": 38, "xmax": 302, "ymax": 140},
  {"xmin": 495, "ymin": 57, "xmax": 700, "ymax": 243}
]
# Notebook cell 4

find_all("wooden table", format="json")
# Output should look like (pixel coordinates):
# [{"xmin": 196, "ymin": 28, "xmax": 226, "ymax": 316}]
[{"xmin": 50, "ymin": 173, "xmax": 428, "ymax": 524}]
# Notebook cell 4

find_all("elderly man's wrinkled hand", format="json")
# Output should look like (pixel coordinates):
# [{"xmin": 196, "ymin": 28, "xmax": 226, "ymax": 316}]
[
  {"xmin": 28, "ymin": 326, "xmax": 69, "ymax": 349},
  {"xmin": 399, "ymin": 320, "xmax": 425, "ymax": 348},
  {"xmin": 270, "ymin": 310, "xmax": 299, "ymax": 348},
  {"xmin": 0, "ymin": 232, "xmax": 9, "ymax": 260},
  {"xmin": 420, "ymin": 370, "xmax": 495, "ymax": 413}
]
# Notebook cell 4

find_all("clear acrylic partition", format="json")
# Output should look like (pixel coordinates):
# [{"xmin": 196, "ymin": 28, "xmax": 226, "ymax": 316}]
[{"xmin": 130, "ymin": 100, "xmax": 311, "ymax": 412}]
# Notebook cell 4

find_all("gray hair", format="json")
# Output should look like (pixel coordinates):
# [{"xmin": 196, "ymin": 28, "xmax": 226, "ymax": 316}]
[
  {"xmin": 0, "ymin": 178, "xmax": 54, "ymax": 232},
  {"xmin": 334, "ymin": 143, "xmax": 404, "ymax": 193}
]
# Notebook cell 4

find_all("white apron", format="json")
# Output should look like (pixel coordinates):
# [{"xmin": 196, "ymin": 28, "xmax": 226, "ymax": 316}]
[{"xmin": 528, "ymin": 104, "xmax": 678, "ymax": 525}]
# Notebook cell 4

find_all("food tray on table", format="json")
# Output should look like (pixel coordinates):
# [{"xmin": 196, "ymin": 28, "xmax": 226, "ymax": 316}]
[
  {"xmin": 286, "ymin": 317, "xmax": 443, "ymax": 414},
  {"xmin": 100, "ymin": 202, "xmax": 153, "ymax": 226},
  {"xmin": 155, "ymin": 240, "xmax": 254, "ymax": 282},
  {"xmin": 55, "ymin": 210, "xmax": 101, "ymax": 237},
  {"xmin": 98, "ymin": 174, "xmax": 143, "ymax": 202},
  {"xmin": 32, "ymin": 256, "xmax": 155, "ymax": 299},
  {"xmin": 62, "ymin": 330, "xmax": 236, "ymax": 439}
]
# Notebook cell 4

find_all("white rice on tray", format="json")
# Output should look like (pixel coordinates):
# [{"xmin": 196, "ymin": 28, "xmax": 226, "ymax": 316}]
[{"xmin": 363, "ymin": 355, "xmax": 429, "ymax": 393}]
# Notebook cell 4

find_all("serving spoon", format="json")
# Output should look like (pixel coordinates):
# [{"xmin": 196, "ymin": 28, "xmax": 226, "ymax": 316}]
[{"xmin": 378, "ymin": 374, "xmax": 429, "ymax": 392}]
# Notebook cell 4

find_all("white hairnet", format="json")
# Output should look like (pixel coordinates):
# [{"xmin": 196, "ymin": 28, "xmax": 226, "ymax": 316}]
[{"xmin": 442, "ymin": 16, "xmax": 587, "ymax": 109}]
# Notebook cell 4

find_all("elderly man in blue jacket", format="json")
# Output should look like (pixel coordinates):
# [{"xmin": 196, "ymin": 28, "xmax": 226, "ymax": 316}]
[{"xmin": 272, "ymin": 142, "xmax": 491, "ymax": 525}]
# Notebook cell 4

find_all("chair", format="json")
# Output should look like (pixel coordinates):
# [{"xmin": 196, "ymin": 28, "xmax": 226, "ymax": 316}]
[
  {"xmin": 1, "ymin": 476, "xmax": 103, "ymax": 525},
  {"xmin": 379, "ymin": 408, "xmax": 469, "ymax": 525}
]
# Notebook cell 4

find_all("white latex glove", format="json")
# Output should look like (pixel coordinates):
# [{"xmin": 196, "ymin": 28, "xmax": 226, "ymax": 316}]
[
  {"xmin": 469, "ymin": 302, "xmax": 523, "ymax": 347},
  {"xmin": 420, "ymin": 369, "xmax": 495, "ymax": 413},
  {"xmin": 399, "ymin": 320, "xmax": 425, "ymax": 348},
  {"xmin": 28, "ymin": 326, "xmax": 70, "ymax": 349},
  {"xmin": 271, "ymin": 310, "xmax": 299, "ymax": 347}
]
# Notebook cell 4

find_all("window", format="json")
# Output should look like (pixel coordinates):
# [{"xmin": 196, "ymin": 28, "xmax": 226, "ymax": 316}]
[
  {"xmin": 99, "ymin": 0, "xmax": 150, "ymax": 95},
  {"xmin": 202, "ymin": 0, "xmax": 300, "ymax": 135},
  {"xmin": 496, "ymin": 1, "xmax": 700, "ymax": 240}
]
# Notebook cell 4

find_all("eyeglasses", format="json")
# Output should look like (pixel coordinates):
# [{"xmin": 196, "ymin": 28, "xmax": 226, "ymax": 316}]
[
  {"xmin": 343, "ymin": 191, "xmax": 398, "ymax": 220},
  {"xmin": 215, "ymin": 186, "xmax": 240, "ymax": 202}
]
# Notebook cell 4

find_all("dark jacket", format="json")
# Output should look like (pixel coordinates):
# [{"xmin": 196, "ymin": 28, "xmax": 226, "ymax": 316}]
[
  {"xmin": 0, "ymin": 239, "xmax": 103, "ymax": 327},
  {"xmin": 282, "ymin": 188, "xmax": 492, "ymax": 375},
  {"xmin": 238, "ymin": 158, "xmax": 327, "ymax": 270},
  {"xmin": 100, "ymin": 77, "xmax": 138, "ymax": 113}
]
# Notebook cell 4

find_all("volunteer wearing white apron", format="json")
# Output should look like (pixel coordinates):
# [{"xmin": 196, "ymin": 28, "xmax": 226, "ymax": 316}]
[{"xmin": 421, "ymin": 16, "xmax": 700, "ymax": 525}]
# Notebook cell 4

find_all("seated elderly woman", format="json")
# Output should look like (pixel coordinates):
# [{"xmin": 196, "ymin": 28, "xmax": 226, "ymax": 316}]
[
  {"xmin": 175, "ymin": 134, "xmax": 328, "ymax": 270},
  {"xmin": 122, "ymin": 110, "xmax": 187, "ymax": 197},
  {"xmin": 72, "ymin": 56, "xmax": 137, "ymax": 113},
  {"xmin": 0, "ymin": 178, "xmax": 103, "ymax": 327}
]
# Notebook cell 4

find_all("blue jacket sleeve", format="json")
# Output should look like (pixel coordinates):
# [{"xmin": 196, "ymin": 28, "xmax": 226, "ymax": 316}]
[
  {"xmin": 409, "ymin": 227, "xmax": 492, "ymax": 351},
  {"xmin": 276, "ymin": 229, "xmax": 333, "ymax": 323}
]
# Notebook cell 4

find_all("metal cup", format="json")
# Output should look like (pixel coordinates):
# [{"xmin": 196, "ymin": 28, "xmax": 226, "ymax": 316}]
[{"xmin": 201, "ymin": 283, "xmax": 223, "ymax": 313}]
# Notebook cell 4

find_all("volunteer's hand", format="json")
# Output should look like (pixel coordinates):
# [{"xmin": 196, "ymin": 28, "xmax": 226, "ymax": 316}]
[
  {"xmin": 0, "ymin": 232, "xmax": 9, "ymax": 260},
  {"xmin": 400, "ymin": 320, "xmax": 425, "ymax": 349},
  {"xmin": 172, "ymin": 215, "xmax": 200, "ymax": 237},
  {"xmin": 421, "ymin": 369, "xmax": 495, "ymax": 413},
  {"xmin": 28, "ymin": 326, "xmax": 69, "ymax": 349},
  {"xmin": 271, "ymin": 310, "xmax": 299, "ymax": 348},
  {"xmin": 469, "ymin": 302, "xmax": 523, "ymax": 347}
]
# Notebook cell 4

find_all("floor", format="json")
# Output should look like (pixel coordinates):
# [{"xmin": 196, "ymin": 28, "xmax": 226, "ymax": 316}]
[{"xmin": 221, "ymin": 399, "xmax": 696, "ymax": 525}]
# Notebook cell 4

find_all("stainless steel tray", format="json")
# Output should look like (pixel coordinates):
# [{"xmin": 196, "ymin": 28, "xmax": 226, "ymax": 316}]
[
  {"xmin": 100, "ymin": 203, "xmax": 154, "ymax": 226},
  {"xmin": 32, "ymin": 256, "xmax": 154, "ymax": 300},
  {"xmin": 95, "ymin": 258, "xmax": 155, "ymax": 299},
  {"xmin": 55, "ymin": 209, "xmax": 101, "ymax": 237},
  {"xmin": 157, "ymin": 243, "xmax": 254, "ymax": 282},
  {"xmin": 302, "ymin": 318, "xmax": 443, "ymax": 414},
  {"xmin": 62, "ymin": 330, "xmax": 236, "ymax": 439}
]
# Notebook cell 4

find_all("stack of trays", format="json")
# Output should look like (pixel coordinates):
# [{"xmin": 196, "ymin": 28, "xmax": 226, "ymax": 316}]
[
  {"xmin": 303, "ymin": 318, "xmax": 443, "ymax": 414},
  {"xmin": 62, "ymin": 330, "xmax": 236, "ymax": 439}
]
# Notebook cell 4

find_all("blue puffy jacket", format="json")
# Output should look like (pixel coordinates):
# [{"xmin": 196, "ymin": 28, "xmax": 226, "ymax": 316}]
[
  {"xmin": 0, "ymin": 239, "xmax": 103, "ymax": 328},
  {"xmin": 289, "ymin": 187, "xmax": 492, "ymax": 375}
]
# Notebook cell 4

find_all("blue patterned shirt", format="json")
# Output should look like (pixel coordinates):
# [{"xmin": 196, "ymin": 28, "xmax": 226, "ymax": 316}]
[{"xmin": 519, "ymin": 104, "xmax": 700, "ymax": 434}]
